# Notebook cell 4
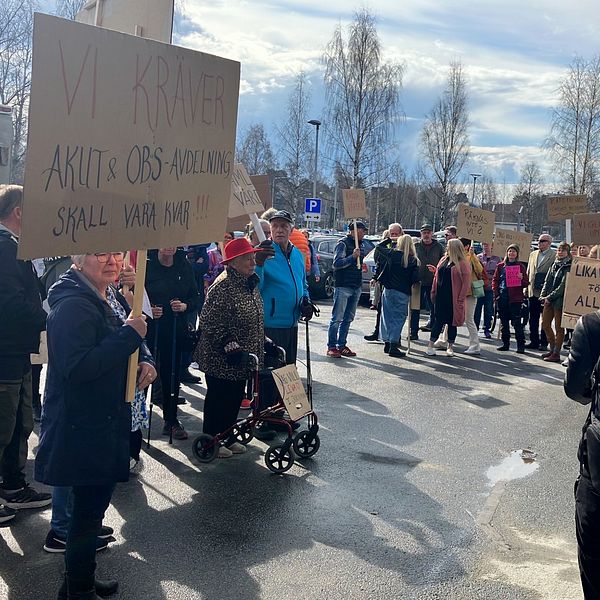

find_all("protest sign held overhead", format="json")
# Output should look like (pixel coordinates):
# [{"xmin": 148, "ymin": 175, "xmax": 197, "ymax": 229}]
[
  {"xmin": 228, "ymin": 163, "xmax": 264, "ymax": 218},
  {"xmin": 562, "ymin": 257, "xmax": 600, "ymax": 328},
  {"xmin": 547, "ymin": 194, "xmax": 588, "ymax": 222},
  {"xmin": 342, "ymin": 189, "xmax": 367, "ymax": 219},
  {"xmin": 572, "ymin": 213, "xmax": 600, "ymax": 246},
  {"xmin": 456, "ymin": 203, "xmax": 494, "ymax": 244},
  {"xmin": 493, "ymin": 228, "xmax": 533, "ymax": 262},
  {"xmin": 19, "ymin": 13, "xmax": 240, "ymax": 259}
]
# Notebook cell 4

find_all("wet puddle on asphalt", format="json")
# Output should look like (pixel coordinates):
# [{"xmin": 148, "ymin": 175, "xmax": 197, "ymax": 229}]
[{"xmin": 486, "ymin": 449, "xmax": 539, "ymax": 486}]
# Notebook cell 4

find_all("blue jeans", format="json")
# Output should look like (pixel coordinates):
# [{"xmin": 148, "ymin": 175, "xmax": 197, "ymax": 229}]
[
  {"xmin": 51, "ymin": 486, "xmax": 73, "ymax": 539},
  {"xmin": 328, "ymin": 286, "xmax": 362, "ymax": 349},
  {"xmin": 381, "ymin": 288, "xmax": 410, "ymax": 343},
  {"xmin": 410, "ymin": 285, "xmax": 433, "ymax": 335},
  {"xmin": 474, "ymin": 289, "xmax": 494, "ymax": 331}
]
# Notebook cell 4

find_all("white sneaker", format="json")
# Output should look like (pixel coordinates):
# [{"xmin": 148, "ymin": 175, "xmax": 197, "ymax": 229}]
[
  {"xmin": 433, "ymin": 340, "xmax": 447, "ymax": 349},
  {"xmin": 227, "ymin": 442, "xmax": 247, "ymax": 454},
  {"xmin": 218, "ymin": 446, "xmax": 233, "ymax": 458},
  {"xmin": 464, "ymin": 346, "xmax": 481, "ymax": 355},
  {"xmin": 426, "ymin": 347, "xmax": 436, "ymax": 356},
  {"xmin": 446, "ymin": 346, "xmax": 455, "ymax": 357}
]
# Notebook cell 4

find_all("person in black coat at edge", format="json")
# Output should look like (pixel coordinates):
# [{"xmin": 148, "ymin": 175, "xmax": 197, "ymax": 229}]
[
  {"xmin": 565, "ymin": 309, "xmax": 600, "ymax": 599},
  {"xmin": 145, "ymin": 247, "xmax": 199, "ymax": 440},
  {"xmin": 35, "ymin": 252, "xmax": 155, "ymax": 599}
]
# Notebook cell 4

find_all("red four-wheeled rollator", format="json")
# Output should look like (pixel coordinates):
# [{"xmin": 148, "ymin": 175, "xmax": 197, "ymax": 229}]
[{"xmin": 191, "ymin": 318, "xmax": 320, "ymax": 473}]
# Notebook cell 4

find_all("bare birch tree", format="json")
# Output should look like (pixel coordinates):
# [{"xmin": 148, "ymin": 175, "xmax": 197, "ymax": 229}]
[
  {"xmin": 322, "ymin": 8, "xmax": 403, "ymax": 189},
  {"xmin": 0, "ymin": 0, "xmax": 36, "ymax": 182},
  {"xmin": 546, "ymin": 55, "xmax": 600, "ymax": 195},
  {"xmin": 420, "ymin": 61, "xmax": 470, "ymax": 224},
  {"xmin": 236, "ymin": 123, "xmax": 276, "ymax": 175},
  {"xmin": 514, "ymin": 161, "xmax": 546, "ymax": 233},
  {"xmin": 276, "ymin": 72, "xmax": 313, "ymax": 215},
  {"xmin": 55, "ymin": 0, "xmax": 87, "ymax": 20}
]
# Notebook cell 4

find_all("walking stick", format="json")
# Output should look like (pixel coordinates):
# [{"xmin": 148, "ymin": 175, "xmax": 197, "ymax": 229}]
[
  {"xmin": 169, "ymin": 311, "xmax": 178, "ymax": 445},
  {"xmin": 146, "ymin": 319, "xmax": 160, "ymax": 449}
]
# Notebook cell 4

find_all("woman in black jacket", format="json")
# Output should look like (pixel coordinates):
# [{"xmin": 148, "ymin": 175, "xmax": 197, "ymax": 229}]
[
  {"xmin": 374, "ymin": 234, "xmax": 420, "ymax": 357},
  {"xmin": 145, "ymin": 248, "xmax": 199, "ymax": 440},
  {"xmin": 35, "ymin": 252, "xmax": 155, "ymax": 599}
]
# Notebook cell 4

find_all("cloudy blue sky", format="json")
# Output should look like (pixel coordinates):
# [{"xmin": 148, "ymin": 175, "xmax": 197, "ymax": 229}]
[{"xmin": 170, "ymin": 0, "xmax": 598, "ymax": 187}]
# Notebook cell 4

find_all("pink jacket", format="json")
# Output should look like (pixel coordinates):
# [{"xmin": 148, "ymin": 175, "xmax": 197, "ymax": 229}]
[{"xmin": 431, "ymin": 257, "xmax": 472, "ymax": 326}]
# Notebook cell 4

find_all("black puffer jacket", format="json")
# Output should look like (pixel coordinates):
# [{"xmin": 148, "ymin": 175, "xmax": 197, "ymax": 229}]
[
  {"xmin": 0, "ymin": 228, "xmax": 47, "ymax": 357},
  {"xmin": 374, "ymin": 242, "xmax": 420, "ymax": 294}
]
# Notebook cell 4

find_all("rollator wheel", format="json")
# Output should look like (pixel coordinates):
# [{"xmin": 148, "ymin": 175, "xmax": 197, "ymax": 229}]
[
  {"xmin": 293, "ymin": 431, "xmax": 320, "ymax": 458},
  {"xmin": 264, "ymin": 445, "xmax": 295, "ymax": 474},
  {"xmin": 192, "ymin": 434, "xmax": 217, "ymax": 463},
  {"xmin": 232, "ymin": 422, "xmax": 254, "ymax": 445}
]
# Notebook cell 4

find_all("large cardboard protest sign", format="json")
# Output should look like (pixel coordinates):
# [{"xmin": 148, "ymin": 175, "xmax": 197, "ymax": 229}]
[
  {"xmin": 456, "ymin": 203, "xmax": 495, "ymax": 244},
  {"xmin": 271, "ymin": 365, "xmax": 312, "ymax": 421},
  {"xmin": 493, "ymin": 228, "xmax": 533, "ymax": 262},
  {"xmin": 547, "ymin": 194, "xmax": 588, "ymax": 222},
  {"xmin": 572, "ymin": 213, "xmax": 600, "ymax": 245},
  {"xmin": 75, "ymin": 0, "xmax": 173, "ymax": 43},
  {"xmin": 19, "ymin": 14, "xmax": 240, "ymax": 259},
  {"xmin": 342, "ymin": 189, "xmax": 367, "ymax": 219},
  {"xmin": 562, "ymin": 257, "xmax": 600, "ymax": 328},
  {"xmin": 228, "ymin": 163, "xmax": 264, "ymax": 218}
]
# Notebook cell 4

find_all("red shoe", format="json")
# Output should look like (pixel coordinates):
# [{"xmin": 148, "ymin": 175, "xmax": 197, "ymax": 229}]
[
  {"xmin": 327, "ymin": 347, "xmax": 342, "ymax": 358},
  {"xmin": 340, "ymin": 346, "xmax": 357, "ymax": 357},
  {"xmin": 240, "ymin": 398, "xmax": 252, "ymax": 410},
  {"xmin": 543, "ymin": 352, "xmax": 561, "ymax": 363}
]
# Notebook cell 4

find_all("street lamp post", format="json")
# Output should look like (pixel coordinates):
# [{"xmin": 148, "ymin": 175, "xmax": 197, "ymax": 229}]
[
  {"xmin": 469, "ymin": 173, "xmax": 482, "ymax": 206},
  {"xmin": 308, "ymin": 119, "xmax": 321, "ymax": 201}
]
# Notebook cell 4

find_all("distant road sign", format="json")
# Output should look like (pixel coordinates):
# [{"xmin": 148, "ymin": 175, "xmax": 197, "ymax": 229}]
[
  {"xmin": 304, "ymin": 213, "xmax": 321, "ymax": 221},
  {"xmin": 305, "ymin": 198, "xmax": 321, "ymax": 215}
]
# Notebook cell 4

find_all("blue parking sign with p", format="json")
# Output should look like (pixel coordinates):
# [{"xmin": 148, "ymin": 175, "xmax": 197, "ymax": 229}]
[{"xmin": 305, "ymin": 198, "xmax": 321, "ymax": 214}]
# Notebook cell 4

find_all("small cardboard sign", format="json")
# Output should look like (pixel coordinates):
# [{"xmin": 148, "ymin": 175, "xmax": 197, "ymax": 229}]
[
  {"xmin": 547, "ymin": 194, "xmax": 588, "ymax": 222},
  {"xmin": 342, "ymin": 189, "xmax": 367, "ymax": 219},
  {"xmin": 228, "ymin": 163, "xmax": 265, "ymax": 218},
  {"xmin": 562, "ymin": 257, "xmax": 600, "ymax": 328},
  {"xmin": 456, "ymin": 203, "xmax": 495, "ymax": 244},
  {"xmin": 572, "ymin": 213, "xmax": 600, "ymax": 245},
  {"xmin": 271, "ymin": 364, "xmax": 311, "ymax": 421},
  {"xmin": 493, "ymin": 228, "xmax": 533, "ymax": 262},
  {"xmin": 505, "ymin": 265, "xmax": 522, "ymax": 288},
  {"xmin": 19, "ymin": 14, "xmax": 240, "ymax": 259}
]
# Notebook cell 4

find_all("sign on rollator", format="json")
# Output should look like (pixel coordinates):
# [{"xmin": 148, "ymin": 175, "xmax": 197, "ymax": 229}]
[{"xmin": 18, "ymin": 13, "xmax": 240, "ymax": 259}]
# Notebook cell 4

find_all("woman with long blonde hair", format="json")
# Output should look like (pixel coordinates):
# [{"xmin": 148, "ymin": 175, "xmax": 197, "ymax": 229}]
[
  {"xmin": 374, "ymin": 233, "xmax": 420, "ymax": 357},
  {"xmin": 426, "ymin": 238, "xmax": 471, "ymax": 357}
]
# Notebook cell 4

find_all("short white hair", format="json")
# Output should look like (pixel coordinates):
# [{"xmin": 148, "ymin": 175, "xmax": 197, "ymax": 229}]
[{"xmin": 71, "ymin": 254, "xmax": 86, "ymax": 268}]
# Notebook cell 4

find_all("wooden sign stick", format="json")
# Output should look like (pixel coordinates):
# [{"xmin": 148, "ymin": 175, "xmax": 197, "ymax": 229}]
[
  {"xmin": 353, "ymin": 219, "xmax": 360, "ymax": 269},
  {"xmin": 125, "ymin": 249, "xmax": 148, "ymax": 402}
]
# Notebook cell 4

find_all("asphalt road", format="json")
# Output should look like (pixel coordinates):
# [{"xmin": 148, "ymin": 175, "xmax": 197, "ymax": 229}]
[{"xmin": 0, "ymin": 301, "xmax": 587, "ymax": 599}]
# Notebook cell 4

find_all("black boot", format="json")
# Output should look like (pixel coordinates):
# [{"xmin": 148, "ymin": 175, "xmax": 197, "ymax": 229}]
[
  {"xmin": 364, "ymin": 331, "xmax": 379, "ymax": 341},
  {"xmin": 388, "ymin": 343, "xmax": 406, "ymax": 358},
  {"xmin": 497, "ymin": 343, "xmax": 510, "ymax": 351},
  {"xmin": 384, "ymin": 342, "xmax": 391, "ymax": 354},
  {"xmin": 58, "ymin": 577, "xmax": 117, "ymax": 599}
]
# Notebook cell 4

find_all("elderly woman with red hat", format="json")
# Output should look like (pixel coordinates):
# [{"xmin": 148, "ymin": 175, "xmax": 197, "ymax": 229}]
[{"xmin": 195, "ymin": 238, "xmax": 266, "ymax": 458}]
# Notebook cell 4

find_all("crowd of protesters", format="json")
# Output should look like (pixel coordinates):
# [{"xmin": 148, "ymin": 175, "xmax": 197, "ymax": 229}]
[{"xmin": 2, "ymin": 178, "xmax": 600, "ymax": 598}]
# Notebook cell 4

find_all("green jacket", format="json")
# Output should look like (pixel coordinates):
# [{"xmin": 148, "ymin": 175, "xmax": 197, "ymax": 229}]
[{"xmin": 540, "ymin": 258, "xmax": 572, "ymax": 309}]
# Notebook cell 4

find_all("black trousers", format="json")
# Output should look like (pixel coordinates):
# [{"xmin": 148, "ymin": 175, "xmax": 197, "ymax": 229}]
[
  {"xmin": 203, "ymin": 376, "xmax": 246, "ymax": 442},
  {"xmin": 576, "ymin": 421, "xmax": 600, "ymax": 598},
  {"xmin": 130, "ymin": 429, "xmax": 143, "ymax": 461},
  {"xmin": 66, "ymin": 484, "xmax": 114, "ymax": 582},
  {"xmin": 528, "ymin": 296, "xmax": 548, "ymax": 347},
  {"xmin": 498, "ymin": 299, "xmax": 525, "ymax": 346},
  {"xmin": 265, "ymin": 326, "xmax": 298, "ymax": 365}
]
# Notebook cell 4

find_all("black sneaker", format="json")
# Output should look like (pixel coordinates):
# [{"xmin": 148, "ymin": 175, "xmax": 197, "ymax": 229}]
[
  {"xmin": 253, "ymin": 422, "xmax": 277, "ymax": 441},
  {"xmin": 99, "ymin": 525, "xmax": 114, "ymax": 539},
  {"xmin": 363, "ymin": 332, "xmax": 378, "ymax": 341},
  {"xmin": 0, "ymin": 504, "xmax": 16, "ymax": 524},
  {"xmin": 43, "ymin": 529, "xmax": 114, "ymax": 553},
  {"xmin": 0, "ymin": 485, "xmax": 51, "ymax": 510}
]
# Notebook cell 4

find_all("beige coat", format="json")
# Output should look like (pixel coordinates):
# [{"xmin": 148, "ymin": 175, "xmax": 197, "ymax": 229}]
[{"xmin": 527, "ymin": 248, "xmax": 556, "ymax": 297}]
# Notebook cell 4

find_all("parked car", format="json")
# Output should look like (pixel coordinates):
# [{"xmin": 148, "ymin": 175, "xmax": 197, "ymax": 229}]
[{"xmin": 308, "ymin": 234, "xmax": 374, "ymax": 300}]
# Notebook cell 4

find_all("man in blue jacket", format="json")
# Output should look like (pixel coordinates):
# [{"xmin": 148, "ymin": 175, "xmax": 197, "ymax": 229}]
[
  {"xmin": 327, "ymin": 221, "xmax": 368, "ymax": 357},
  {"xmin": 254, "ymin": 210, "xmax": 313, "ymax": 439}
]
